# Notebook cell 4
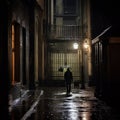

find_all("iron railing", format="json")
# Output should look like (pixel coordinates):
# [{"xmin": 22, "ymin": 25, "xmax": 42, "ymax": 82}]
[{"xmin": 48, "ymin": 24, "xmax": 82, "ymax": 40}]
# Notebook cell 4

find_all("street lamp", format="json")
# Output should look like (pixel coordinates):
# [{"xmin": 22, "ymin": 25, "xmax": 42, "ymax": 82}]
[
  {"xmin": 73, "ymin": 42, "xmax": 79, "ymax": 49},
  {"xmin": 84, "ymin": 42, "xmax": 89, "ymax": 49},
  {"xmin": 81, "ymin": 40, "xmax": 89, "ymax": 89},
  {"xmin": 73, "ymin": 41, "xmax": 89, "ymax": 89}
]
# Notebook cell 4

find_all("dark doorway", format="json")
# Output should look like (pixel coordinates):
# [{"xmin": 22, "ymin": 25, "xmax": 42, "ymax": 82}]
[{"xmin": 22, "ymin": 27, "xmax": 26, "ymax": 85}]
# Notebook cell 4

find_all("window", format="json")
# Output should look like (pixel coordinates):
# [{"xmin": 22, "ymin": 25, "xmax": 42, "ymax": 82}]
[{"xmin": 63, "ymin": 0, "xmax": 76, "ymax": 15}]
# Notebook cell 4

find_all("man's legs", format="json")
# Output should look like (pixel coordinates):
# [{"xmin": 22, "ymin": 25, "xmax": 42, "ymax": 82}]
[
  {"xmin": 68, "ymin": 84, "xmax": 71, "ymax": 93},
  {"xmin": 66, "ymin": 84, "xmax": 69, "ymax": 94}
]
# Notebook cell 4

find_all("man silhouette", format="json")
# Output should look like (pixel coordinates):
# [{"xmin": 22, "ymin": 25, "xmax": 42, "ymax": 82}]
[{"xmin": 64, "ymin": 68, "xmax": 73, "ymax": 95}]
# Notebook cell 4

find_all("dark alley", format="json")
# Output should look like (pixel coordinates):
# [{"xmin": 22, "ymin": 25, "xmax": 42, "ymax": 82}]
[{"xmin": 1, "ymin": 0, "xmax": 120, "ymax": 119}]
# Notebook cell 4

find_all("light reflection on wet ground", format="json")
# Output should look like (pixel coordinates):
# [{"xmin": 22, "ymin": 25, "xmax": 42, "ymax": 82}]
[
  {"xmin": 28, "ymin": 87, "xmax": 120, "ymax": 120},
  {"xmin": 10, "ymin": 87, "xmax": 120, "ymax": 120}
]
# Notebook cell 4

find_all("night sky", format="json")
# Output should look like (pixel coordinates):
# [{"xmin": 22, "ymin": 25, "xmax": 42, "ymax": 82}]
[{"xmin": 90, "ymin": 0, "xmax": 120, "ymax": 39}]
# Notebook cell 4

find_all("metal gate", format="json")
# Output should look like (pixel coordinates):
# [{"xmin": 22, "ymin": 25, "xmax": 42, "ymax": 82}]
[{"xmin": 48, "ymin": 50, "xmax": 81, "ymax": 81}]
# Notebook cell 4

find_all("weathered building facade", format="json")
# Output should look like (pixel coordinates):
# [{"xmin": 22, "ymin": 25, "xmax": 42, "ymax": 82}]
[
  {"xmin": 44, "ymin": 0, "xmax": 92, "ymax": 86},
  {"xmin": 92, "ymin": 28, "xmax": 120, "ymax": 108},
  {"xmin": 0, "ymin": 0, "xmax": 45, "ymax": 118},
  {"xmin": 7, "ymin": 0, "xmax": 45, "ymax": 89}
]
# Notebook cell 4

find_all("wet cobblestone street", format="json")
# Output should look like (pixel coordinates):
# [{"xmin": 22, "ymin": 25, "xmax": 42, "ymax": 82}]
[{"xmin": 23, "ymin": 86, "xmax": 120, "ymax": 120}]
